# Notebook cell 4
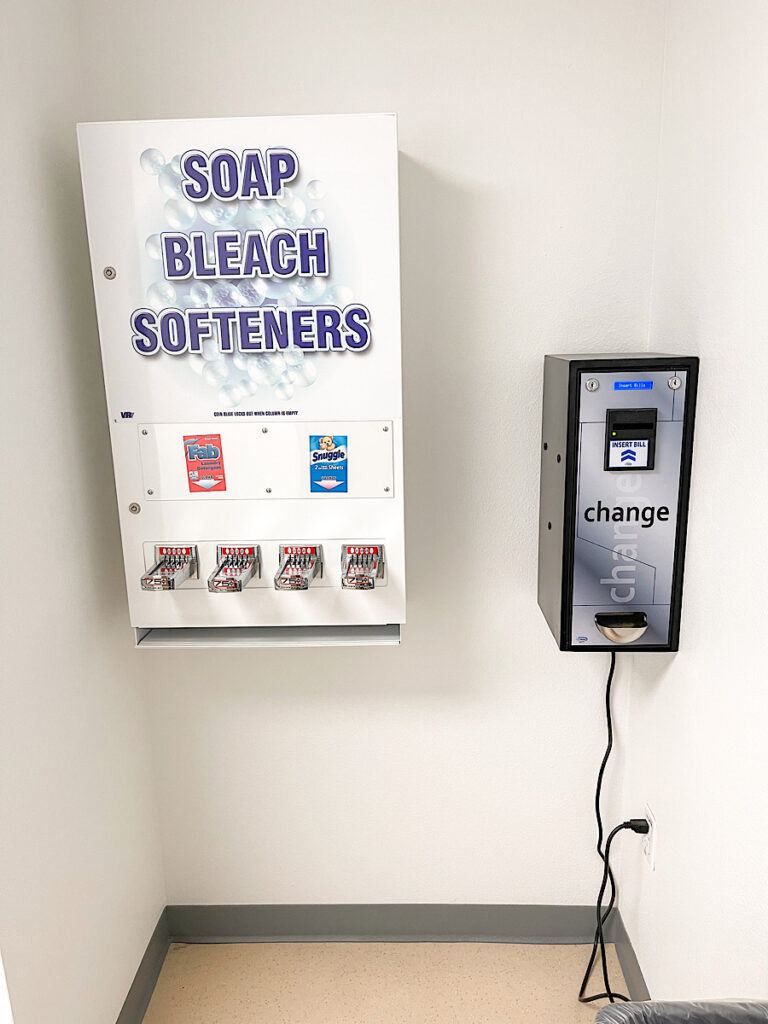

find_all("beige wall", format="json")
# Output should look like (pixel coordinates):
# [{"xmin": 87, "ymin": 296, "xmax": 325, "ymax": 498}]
[
  {"xmin": 620, "ymin": 0, "xmax": 768, "ymax": 1000},
  {"xmin": 6, "ymin": 1, "xmax": 768, "ymax": 1020},
  {"xmin": 121, "ymin": 0, "xmax": 664, "ymax": 906},
  {"xmin": 0, "ymin": 3, "xmax": 166, "ymax": 1023}
]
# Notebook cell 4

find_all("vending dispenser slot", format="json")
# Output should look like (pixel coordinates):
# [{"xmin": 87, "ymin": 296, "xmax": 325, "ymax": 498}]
[
  {"xmin": 141, "ymin": 545, "xmax": 198, "ymax": 592},
  {"xmin": 274, "ymin": 545, "xmax": 323, "ymax": 591},
  {"xmin": 595, "ymin": 612, "xmax": 649, "ymax": 644},
  {"xmin": 208, "ymin": 545, "xmax": 261, "ymax": 593},
  {"xmin": 341, "ymin": 544, "xmax": 385, "ymax": 590}
]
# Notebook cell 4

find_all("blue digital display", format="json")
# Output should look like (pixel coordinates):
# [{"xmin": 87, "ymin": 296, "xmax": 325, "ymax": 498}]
[{"xmin": 614, "ymin": 380, "xmax": 653, "ymax": 391}]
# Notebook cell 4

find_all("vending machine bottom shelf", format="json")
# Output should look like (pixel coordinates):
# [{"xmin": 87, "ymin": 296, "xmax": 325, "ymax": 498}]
[{"xmin": 134, "ymin": 624, "xmax": 402, "ymax": 648}]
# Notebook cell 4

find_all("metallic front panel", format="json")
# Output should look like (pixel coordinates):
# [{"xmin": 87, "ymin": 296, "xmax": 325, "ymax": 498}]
[{"xmin": 570, "ymin": 367, "xmax": 690, "ymax": 647}]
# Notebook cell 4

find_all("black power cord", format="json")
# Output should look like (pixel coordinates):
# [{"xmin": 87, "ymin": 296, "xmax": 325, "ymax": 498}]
[{"xmin": 578, "ymin": 652, "xmax": 650, "ymax": 1005}]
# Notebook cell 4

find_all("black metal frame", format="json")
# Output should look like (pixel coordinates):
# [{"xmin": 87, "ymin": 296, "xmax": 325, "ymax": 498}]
[{"xmin": 559, "ymin": 356, "xmax": 699, "ymax": 652}]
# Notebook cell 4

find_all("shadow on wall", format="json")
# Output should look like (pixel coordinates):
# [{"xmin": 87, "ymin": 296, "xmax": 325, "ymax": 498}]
[
  {"xmin": 51, "ymin": 131, "xmax": 132, "ymax": 634},
  {"xmin": 399, "ymin": 154, "xmax": 474, "ymax": 603}
]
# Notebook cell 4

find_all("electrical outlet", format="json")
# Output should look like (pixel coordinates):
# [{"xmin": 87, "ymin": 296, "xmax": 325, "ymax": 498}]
[{"xmin": 643, "ymin": 804, "xmax": 656, "ymax": 871}]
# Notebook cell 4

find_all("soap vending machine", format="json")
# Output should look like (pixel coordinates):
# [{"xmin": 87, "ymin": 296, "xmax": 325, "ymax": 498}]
[{"xmin": 78, "ymin": 114, "xmax": 405, "ymax": 646}]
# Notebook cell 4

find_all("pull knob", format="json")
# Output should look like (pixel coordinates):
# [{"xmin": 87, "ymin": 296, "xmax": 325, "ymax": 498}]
[
  {"xmin": 141, "ymin": 545, "xmax": 198, "ymax": 591},
  {"xmin": 341, "ymin": 544, "xmax": 385, "ymax": 590},
  {"xmin": 208, "ymin": 544, "xmax": 261, "ymax": 593},
  {"xmin": 274, "ymin": 545, "xmax": 323, "ymax": 591}
]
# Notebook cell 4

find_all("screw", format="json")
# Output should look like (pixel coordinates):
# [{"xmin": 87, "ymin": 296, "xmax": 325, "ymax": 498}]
[
  {"xmin": 384, "ymin": 486, "xmax": 390, "ymax": 492},
  {"xmin": 585, "ymin": 378, "xmax": 599, "ymax": 392},
  {"xmin": 383, "ymin": 425, "xmax": 389, "ymax": 432},
  {"xmin": 128, "ymin": 502, "xmax": 141, "ymax": 515},
  {"xmin": 147, "ymin": 489, "xmax": 154, "ymax": 495},
  {"xmin": 668, "ymin": 376, "xmax": 682, "ymax": 390},
  {"xmin": 266, "ymin": 487, "xmax": 272, "ymax": 493},
  {"xmin": 103, "ymin": 266, "xmax": 116, "ymax": 280},
  {"xmin": 141, "ymin": 428, "xmax": 148, "ymax": 436},
  {"xmin": 262, "ymin": 427, "xmax": 268, "ymax": 433}
]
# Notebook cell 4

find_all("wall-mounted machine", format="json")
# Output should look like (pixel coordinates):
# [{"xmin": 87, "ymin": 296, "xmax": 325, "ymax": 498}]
[
  {"xmin": 538, "ymin": 354, "xmax": 698, "ymax": 651},
  {"xmin": 78, "ymin": 114, "xmax": 405, "ymax": 647}
]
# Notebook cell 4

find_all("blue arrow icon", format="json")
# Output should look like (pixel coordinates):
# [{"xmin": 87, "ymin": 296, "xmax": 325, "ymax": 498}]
[{"xmin": 621, "ymin": 449, "xmax": 636, "ymax": 463}]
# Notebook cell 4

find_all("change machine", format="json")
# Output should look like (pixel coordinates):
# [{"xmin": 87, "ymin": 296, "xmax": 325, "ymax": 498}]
[
  {"xmin": 538, "ymin": 354, "xmax": 698, "ymax": 651},
  {"xmin": 78, "ymin": 114, "xmax": 405, "ymax": 646}
]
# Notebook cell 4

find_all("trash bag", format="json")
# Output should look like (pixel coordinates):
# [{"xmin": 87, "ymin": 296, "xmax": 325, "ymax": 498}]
[{"xmin": 595, "ymin": 1002, "xmax": 768, "ymax": 1024}]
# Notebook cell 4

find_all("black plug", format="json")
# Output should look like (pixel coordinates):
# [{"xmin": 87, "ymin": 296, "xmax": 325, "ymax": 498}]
[{"xmin": 628, "ymin": 818, "xmax": 650, "ymax": 834}]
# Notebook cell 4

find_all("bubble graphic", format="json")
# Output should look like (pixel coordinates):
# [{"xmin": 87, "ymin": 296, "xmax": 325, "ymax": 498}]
[
  {"xmin": 293, "ymin": 277, "xmax": 326, "ymax": 303},
  {"xmin": 306, "ymin": 180, "xmax": 325, "ymax": 200},
  {"xmin": 253, "ymin": 354, "xmax": 285, "ymax": 382},
  {"xmin": 219, "ymin": 383, "xmax": 245, "ymax": 407},
  {"xmin": 283, "ymin": 195, "xmax": 306, "ymax": 226},
  {"xmin": 210, "ymin": 281, "xmax": 246, "ymax": 307},
  {"xmin": 269, "ymin": 208, "xmax": 290, "ymax": 229},
  {"xmin": 158, "ymin": 163, "xmax": 183, "ymax": 198},
  {"xmin": 276, "ymin": 292, "xmax": 298, "ymax": 308},
  {"xmin": 241, "ymin": 377, "xmax": 260, "ymax": 396},
  {"xmin": 281, "ymin": 366, "xmax": 298, "ymax": 384},
  {"xmin": 199, "ymin": 198, "xmax": 237, "ymax": 226},
  {"xmin": 309, "ymin": 208, "xmax": 325, "ymax": 226},
  {"xmin": 164, "ymin": 198, "xmax": 196, "ymax": 230},
  {"xmin": 140, "ymin": 148, "xmax": 165, "ymax": 175},
  {"xmin": 243, "ymin": 199, "xmax": 277, "ymax": 231},
  {"xmin": 237, "ymin": 280, "xmax": 267, "ymax": 306},
  {"xmin": 146, "ymin": 281, "xmax": 177, "ymax": 311},
  {"xmin": 203, "ymin": 360, "xmax": 229, "ymax": 386},
  {"xmin": 326, "ymin": 285, "xmax": 354, "ymax": 307},
  {"xmin": 265, "ymin": 279, "xmax": 294, "ymax": 300},
  {"xmin": 170, "ymin": 154, "xmax": 181, "ymax": 173},
  {"xmin": 295, "ymin": 360, "xmax": 318, "ymax": 387},
  {"xmin": 273, "ymin": 379, "xmax": 294, "ymax": 402},
  {"xmin": 201, "ymin": 338, "xmax": 221, "ymax": 362},
  {"xmin": 247, "ymin": 361, "xmax": 268, "ymax": 385},
  {"xmin": 145, "ymin": 234, "xmax": 162, "ymax": 260},
  {"xmin": 189, "ymin": 282, "xmax": 213, "ymax": 307},
  {"xmin": 284, "ymin": 348, "xmax": 305, "ymax": 368}
]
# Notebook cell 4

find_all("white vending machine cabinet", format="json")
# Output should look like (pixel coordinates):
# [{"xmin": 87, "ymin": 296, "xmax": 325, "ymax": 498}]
[{"xmin": 78, "ymin": 114, "xmax": 405, "ymax": 647}]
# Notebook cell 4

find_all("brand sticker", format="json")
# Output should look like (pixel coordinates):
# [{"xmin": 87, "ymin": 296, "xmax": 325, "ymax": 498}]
[
  {"xmin": 309, "ymin": 435, "xmax": 348, "ymax": 492},
  {"xmin": 183, "ymin": 433, "xmax": 227, "ymax": 492}
]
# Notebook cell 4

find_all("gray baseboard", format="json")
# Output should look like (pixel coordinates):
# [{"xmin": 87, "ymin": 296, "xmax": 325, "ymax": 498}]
[
  {"xmin": 115, "ymin": 910, "xmax": 170, "ymax": 1024},
  {"xmin": 608, "ymin": 910, "xmax": 651, "ymax": 1002},
  {"xmin": 168, "ymin": 902, "xmax": 610, "ymax": 945},
  {"xmin": 117, "ymin": 904, "xmax": 649, "ymax": 1023}
]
